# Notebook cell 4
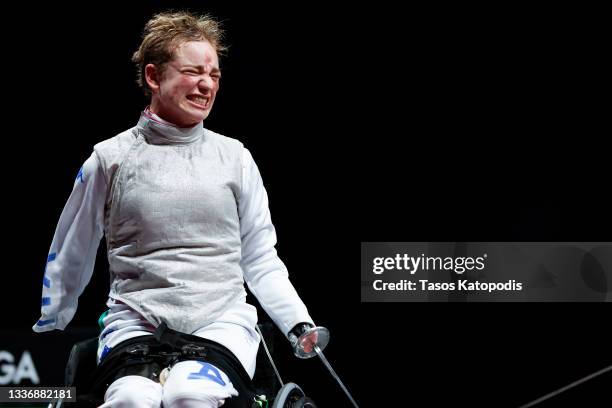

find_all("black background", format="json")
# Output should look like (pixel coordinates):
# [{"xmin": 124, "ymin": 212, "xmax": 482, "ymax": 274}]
[{"xmin": 2, "ymin": 1, "xmax": 610, "ymax": 407}]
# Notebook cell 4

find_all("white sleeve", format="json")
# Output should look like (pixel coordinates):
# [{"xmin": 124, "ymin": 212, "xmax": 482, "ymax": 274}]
[
  {"xmin": 32, "ymin": 153, "xmax": 106, "ymax": 332},
  {"xmin": 239, "ymin": 148, "xmax": 314, "ymax": 337}
]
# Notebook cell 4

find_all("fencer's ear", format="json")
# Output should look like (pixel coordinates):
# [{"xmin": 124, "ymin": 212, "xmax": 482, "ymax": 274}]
[{"xmin": 144, "ymin": 64, "xmax": 161, "ymax": 93}]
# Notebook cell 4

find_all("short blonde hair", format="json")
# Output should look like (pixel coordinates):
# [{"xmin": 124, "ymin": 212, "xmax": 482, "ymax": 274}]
[{"xmin": 132, "ymin": 11, "xmax": 227, "ymax": 96}]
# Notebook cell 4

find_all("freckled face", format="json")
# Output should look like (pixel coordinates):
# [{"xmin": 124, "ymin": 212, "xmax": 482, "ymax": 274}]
[{"xmin": 148, "ymin": 40, "xmax": 221, "ymax": 127}]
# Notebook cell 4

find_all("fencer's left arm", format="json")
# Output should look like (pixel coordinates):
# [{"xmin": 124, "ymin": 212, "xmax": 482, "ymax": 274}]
[{"xmin": 239, "ymin": 148, "xmax": 315, "ymax": 337}]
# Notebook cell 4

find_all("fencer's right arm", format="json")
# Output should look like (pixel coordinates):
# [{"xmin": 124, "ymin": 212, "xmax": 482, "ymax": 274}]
[{"xmin": 32, "ymin": 153, "xmax": 106, "ymax": 332}]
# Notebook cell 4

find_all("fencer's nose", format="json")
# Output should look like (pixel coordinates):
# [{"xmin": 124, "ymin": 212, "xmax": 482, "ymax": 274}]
[{"xmin": 198, "ymin": 73, "xmax": 217, "ymax": 92}]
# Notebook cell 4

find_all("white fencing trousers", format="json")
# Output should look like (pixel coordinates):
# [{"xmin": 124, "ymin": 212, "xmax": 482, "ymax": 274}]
[{"xmin": 100, "ymin": 361, "xmax": 238, "ymax": 408}]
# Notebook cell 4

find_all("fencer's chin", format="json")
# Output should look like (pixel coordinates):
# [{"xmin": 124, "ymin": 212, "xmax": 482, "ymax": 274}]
[
  {"xmin": 182, "ymin": 104, "xmax": 210, "ymax": 123},
  {"xmin": 182, "ymin": 111, "xmax": 207, "ymax": 125}
]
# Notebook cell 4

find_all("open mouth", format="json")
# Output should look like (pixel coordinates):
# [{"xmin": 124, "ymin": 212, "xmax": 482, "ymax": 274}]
[{"xmin": 186, "ymin": 95, "xmax": 209, "ymax": 109}]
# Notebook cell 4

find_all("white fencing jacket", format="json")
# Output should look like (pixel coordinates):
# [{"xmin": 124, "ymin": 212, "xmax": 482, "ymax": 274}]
[{"xmin": 33, "ymin": 110, "xmax": 314, "ymax": 375}]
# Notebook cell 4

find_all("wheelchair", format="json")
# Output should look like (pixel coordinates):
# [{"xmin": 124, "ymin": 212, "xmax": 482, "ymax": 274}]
[{"xmin": 48, "ymin": 321, "xmax": 317, "ymax": 407}]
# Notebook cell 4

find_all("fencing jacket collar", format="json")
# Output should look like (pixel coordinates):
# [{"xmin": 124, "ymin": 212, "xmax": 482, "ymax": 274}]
[{"xmin": 138, "ymin": 107, "xmax": 204, "ymax": 145}]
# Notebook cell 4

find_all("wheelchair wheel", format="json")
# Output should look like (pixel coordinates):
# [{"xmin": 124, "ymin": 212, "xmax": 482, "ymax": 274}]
[
  {"xmin": 293, "ymin": 396, "xmax": 317, "ymax": 407},
  {"xmin": 271, "ymin": 382, "xmax": 317, "ymax": 408}
]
